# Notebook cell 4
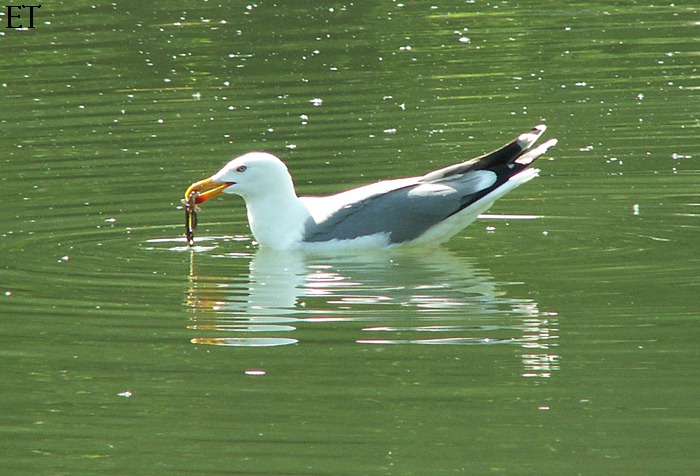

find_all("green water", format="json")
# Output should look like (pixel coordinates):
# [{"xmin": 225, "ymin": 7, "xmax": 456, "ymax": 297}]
[{"xmin": 2, "ymin": 1, "xmax": 699, "ymax": 474}]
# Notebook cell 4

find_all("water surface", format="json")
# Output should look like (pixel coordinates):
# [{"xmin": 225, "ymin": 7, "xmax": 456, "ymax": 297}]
[{"xmin": 2, "ymin": 1, "xmax": 699, "ymax": 474}]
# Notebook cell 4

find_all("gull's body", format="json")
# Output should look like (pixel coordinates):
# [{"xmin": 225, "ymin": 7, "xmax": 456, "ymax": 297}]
[{"xmin": 185, "ymin": 125, "xmax": 557, "ymax": 250}]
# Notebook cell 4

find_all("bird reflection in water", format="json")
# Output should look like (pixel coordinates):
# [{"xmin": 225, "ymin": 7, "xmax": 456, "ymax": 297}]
[{"xmin": 184, "ymin": 245, "xmax": 559, "ymax": 379}]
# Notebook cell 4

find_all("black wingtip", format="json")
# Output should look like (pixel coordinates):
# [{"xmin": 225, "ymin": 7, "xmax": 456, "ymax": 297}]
[{"xmin": 421, "ymin": 125, "xmax": 556, "ymax": 182}]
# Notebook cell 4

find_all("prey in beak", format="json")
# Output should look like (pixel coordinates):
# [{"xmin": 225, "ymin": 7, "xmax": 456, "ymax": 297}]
[{"xmin": 184, "ymin": 177, "xmax": 234, "ymax": 246}]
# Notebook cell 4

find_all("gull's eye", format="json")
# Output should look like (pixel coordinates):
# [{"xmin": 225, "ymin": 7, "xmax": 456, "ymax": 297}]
[{"xmin": 236, "ymin": 165, "xmax": 247, "ymax": 173}]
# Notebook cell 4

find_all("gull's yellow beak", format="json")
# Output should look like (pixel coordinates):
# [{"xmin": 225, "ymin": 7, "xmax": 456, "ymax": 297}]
[
  {"xmin": 183, "ymin": 177, "xmax": 235, "ymax": 246},
  {"xmin": 184, "ymin": 177, "xmax": 233, "ymax": 204}
]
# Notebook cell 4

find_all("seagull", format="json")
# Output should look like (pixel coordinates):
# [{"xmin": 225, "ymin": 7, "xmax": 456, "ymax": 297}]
[{"xmin": 184, "ymin": 125, "xmax": 557, "ymax": 250}]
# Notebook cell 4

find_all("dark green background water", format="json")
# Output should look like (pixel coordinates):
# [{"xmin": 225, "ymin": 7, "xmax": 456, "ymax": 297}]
[{"xmin": 2, "ymin": 1, "xmax": 699, "ymax": 474}]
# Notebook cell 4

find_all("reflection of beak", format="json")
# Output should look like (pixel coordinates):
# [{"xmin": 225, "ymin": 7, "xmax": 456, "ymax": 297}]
[{"xmin": 184, "ymin": 177, "xmax": 234, "ymax": 204}]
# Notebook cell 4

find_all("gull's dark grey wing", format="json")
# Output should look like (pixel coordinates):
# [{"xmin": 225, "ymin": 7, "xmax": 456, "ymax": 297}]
[{"xmin": 303, "ymin": 171, "xmax": 497, "ymax": 244}]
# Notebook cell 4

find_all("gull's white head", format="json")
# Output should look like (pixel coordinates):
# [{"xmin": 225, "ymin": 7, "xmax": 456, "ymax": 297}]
[
  {"xmin": 185, "ymin": 152, "xmax": 296, "ymax": 205},
  {"xmin": 211, "ymin": 152, "xmax": 294, "ymax": 200}
]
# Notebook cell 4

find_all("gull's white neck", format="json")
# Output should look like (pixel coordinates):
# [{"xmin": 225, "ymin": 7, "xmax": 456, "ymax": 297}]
[{"xmin": 242, "ymin": 185, "xmax": 310, "ymax": 249}]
